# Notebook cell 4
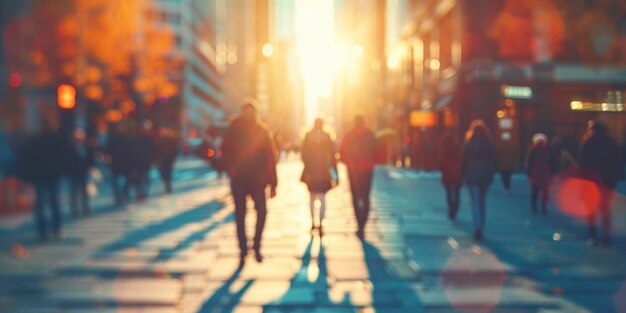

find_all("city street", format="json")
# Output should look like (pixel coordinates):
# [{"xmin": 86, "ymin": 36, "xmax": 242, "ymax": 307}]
[{"xmin": 1, "ymin": 156, "xmax": 625, "ymax": 313}]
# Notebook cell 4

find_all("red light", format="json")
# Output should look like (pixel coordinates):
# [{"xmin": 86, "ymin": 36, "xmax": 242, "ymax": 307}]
[
  {"xmin": 9, "ymin": 73, "xmax": 22, "ymax": 88},
  {"xmin": 57, "ymin": 84, "xmax": 76, "ymax": 109},
  {"xmin": 207, "ymin": 148, "xmax": 215, "ymax": 158}
]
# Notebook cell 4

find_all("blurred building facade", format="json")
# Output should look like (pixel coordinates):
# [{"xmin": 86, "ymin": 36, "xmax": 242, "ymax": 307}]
[
  {"xmin": 333, "ymin": 0, "xmax": 387, "ymax": 136},
  {"xmin": 387, "ymin": 0, "xmax": 626, "ymax": 170}
]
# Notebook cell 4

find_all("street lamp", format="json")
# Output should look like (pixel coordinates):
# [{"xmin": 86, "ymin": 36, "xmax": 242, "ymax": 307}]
[
  {"xmin": 262, "ymin": 43, "xmax": 274, "ymax": 58},
  {"xmin": 57, "ymin": 84, "xmax": 76, "ymax": 110}
]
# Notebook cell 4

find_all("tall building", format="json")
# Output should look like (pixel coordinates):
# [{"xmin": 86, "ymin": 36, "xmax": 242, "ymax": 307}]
[{"xmin": 387, "ymin": 0, "xmax": 626, "ymax": 169}]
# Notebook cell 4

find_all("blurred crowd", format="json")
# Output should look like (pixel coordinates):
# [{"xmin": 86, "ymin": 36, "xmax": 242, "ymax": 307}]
[
  {"xmin": 439, "ymin": 119, "xmax": 625, "ymax": 244},
  {"xmin": 0, "ymin": 115, "xmax": 180, "ymax": 241}
]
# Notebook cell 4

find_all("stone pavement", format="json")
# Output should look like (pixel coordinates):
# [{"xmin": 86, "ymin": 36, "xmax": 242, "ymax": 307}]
[{"xmin": 1, "ymin": 158, "xmax": 625, "ymax": 312}]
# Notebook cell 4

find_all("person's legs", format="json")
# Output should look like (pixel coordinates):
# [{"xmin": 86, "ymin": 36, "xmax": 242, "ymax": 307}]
[
  {"xmin": 231, "ymin": 181, "xmax": 248, "ymax": 258},
  {"xmin": 33, "ymin": 184, "xmax": 47, "ymax": 240},
  {"xmin": 531, "ymin": 185, "xmax": 539, "ymax": 214},
  {"xmin": 453, "ymin": 185, "xmax": 461, "ymax": 217},
  {"xmin": 501, "ymin": 171, "xmax": 512, "ymax": 191},
  {"xmin": 319, "ymin": 193, "xmax": 326, "ymax": 225},
  {"xmin": 599, "ymin": 188, "xmax": 613, "ymax": 245},
  {"xmin": 80, "ymin": 176, "xmax": 90, "ymax": 216},
  {"xmin": 250, "ymin": 186, "xmax": 267, "ymax": 261},
  {"xmin": 48, "ymin": 182, "xmax": 61, "ymax": 238},
  {"xmin": 540, "ymin": 183, "xmax": 549, "ymax": 216},
  {"xmin": 468, "ymin": 186, "xmax": 482, "ymax": 240},
  {"xmin": 360, "ymin": 170, "xmax": 373, "ymax": 232},
  {"xmin": 70, "ymin": 178, "xmax": 80, "ymax": 217},
  {"xmin": 445, "ymin": 185, "xmax": 454, "ymax": 219},
  {"xmin": 479, "ymin": 185, "xmax": 488, "ymax": 231},
  {"xmin": 309, "ymin": 193, "xmax": 317, "ymax": 228},
  {"xmin": 348, "ymin": 171, "xmax": 363, "ymax": 235}
]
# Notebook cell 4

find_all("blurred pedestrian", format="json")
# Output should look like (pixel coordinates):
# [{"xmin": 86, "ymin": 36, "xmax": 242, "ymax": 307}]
[
  {"xmin": 438, "ymin": 132, "xmax": 462, "ymax": 221},
  {"xmin": 461, "ymin": 120, "xmax": 496, "ymax": 241},
  {"xmin": 23, "ymin": 116, "xmax": 65, "ymax": 241},
  {"xmin": 526, "ymin": 133, "xmax": 551, "ymax": 216},
  {"xmin": 0, "ymin": 122, "xmax": 18, "ymax": 212},
  {"xmin": 106, "ymin": 123, "xmax": 131, "ymax": 206},
  {"xmin": 68, "ymin": 128, "xmax": 94, "ymax": 217},
  {"xmin": 496, "ymin": 134, "xmax": 519, "ymax": 194},
  {"xmin": 128, "ymin": 121, "xmax": 155, "ymax": 201},
  {"xmin": 579, "ymin": 121, "xmax": 624, "ymax": 246},
  {"xmin": 301, "ymin": 118, "xmax": 337, "ymax": 235},
  {"xmin": 222, "ymin": 99, "xmax": 277, "ymax": 265},
  {"xmin": 155, "ymin": 126, "xmax": 180, "ymax": 194},
  {"xmin": 549, "ymin": 136, "xmax": 577, "ymax": 175},
  {"xmin": 340, "ymin": 115, "xmax": 378, "ymax": 240}
]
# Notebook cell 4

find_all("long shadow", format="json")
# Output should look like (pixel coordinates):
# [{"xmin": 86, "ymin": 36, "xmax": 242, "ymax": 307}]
[
  {"xmin": 361, "ymin": 240, "xmax": 423, "ymax": 311},
  {"xmin": 196, "ymin": 266, "xmax": 254, "ymax": 313},
  {"xmin": 94, "ymin": 200, "xmax": 227, "ymax": 255},
  {"xmin": 264, "ymin": 235, "xmax": 354, "ymax": 311}
]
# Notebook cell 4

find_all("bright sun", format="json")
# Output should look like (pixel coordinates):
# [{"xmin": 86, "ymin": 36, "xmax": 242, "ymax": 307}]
[{"xmin": 295, "ymin": 0, "xmax": 336, "ymax": 125}]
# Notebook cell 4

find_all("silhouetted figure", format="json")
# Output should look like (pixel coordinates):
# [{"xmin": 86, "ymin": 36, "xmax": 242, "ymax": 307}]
[
  {"xmin": 340, "ymin": 115, "xmax": 377, "ymax": 240},
  {"xmin": 526, "ymin": 133, "xmax": 551, "ymax": 216},
  {"xmin": 106, "ymin": 123, "xmax": 131, "ymax": 206},
  {"xmin": 155, "ymin": 127, "xmax": 179, "ymax": 194},
  {"xmin": 496, "ymin": 136, "xmax": 519, "ymax": 194},
  {"xmin": 579, "ymin": 121, "xmax": 624, "ymax": 246},
  {"xmin": 23, "ymin": 117, "xmax": 65, "ymax": 241},
  {"xmin": 222, "ymin": 99, "xmax": 277, "ymax": 265},
  {"xmin": 461, "ymin": 120, "xmax": 496, "ymax": 241},
  {"xmin": 0, "ymin": 123, "xmax": 19, "ymax": 212},
  {"xmin": 301, "ymin": 118, "xmax": 337, "ymax": 235},
  {"xmin": 438, "ymin": 132, "xmax": 462, "ymax": 221},
  {"xmin": 128, "ymin": 122, "xmax": 155, "ymax": 201},
  {"xmin": 549, "ymin": 136, "xmax": 576, "ymax": 175},
  {"xmin": 68, "ymin": 129, "xmax": 94, "ymax": 217}
]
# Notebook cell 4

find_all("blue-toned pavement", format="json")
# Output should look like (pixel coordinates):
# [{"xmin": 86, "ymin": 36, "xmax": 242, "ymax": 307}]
[{"xmin": 1, "ymin": 157, "xmax": 625, "ymax": 312}]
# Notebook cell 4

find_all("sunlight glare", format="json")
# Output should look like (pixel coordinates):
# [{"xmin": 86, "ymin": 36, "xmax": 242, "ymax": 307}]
[{"xmin": 295, "ymin": 0, "xmax": 336, "ymax": 124}]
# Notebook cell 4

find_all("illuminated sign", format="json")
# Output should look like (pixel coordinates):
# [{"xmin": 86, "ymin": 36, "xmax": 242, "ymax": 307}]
[
  {"xmin": 501, "ymin": 85, "xmax": 533, "ymax": 99},
  {"xmin": 409, "ymin": 110, "xmax": 436, "ymax": 127},
  {"xmin": 570, "ymin": 100, "xmax": 624, "ymax": 112}
]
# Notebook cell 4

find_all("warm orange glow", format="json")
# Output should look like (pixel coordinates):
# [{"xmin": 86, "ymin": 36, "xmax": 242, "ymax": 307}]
[
  {"xmin": 207, "ymin": 148, "xmax": 215, "ymax": 158},
  {"xmin": 57, "ymin": 84, "xmax": 76, "ymax": 109},
  {"xmin": 409, "ymin": 110, "xmax": 437, "ymax": 127},
  {"xmin": 106, "ymin": 109, "xmax": 123, "ymax": 122},
  {"xmin": 296, "ymin": 0, "xmax": 335, "ymax": 123}
]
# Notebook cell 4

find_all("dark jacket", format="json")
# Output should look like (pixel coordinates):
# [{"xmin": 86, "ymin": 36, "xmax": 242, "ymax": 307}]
[
  {"xmin": 130, "ymin": 133, "xmax": 156, "ymax": 174},
  {"xmin": 106, "ymin": 133, "xmax": 131, "ymax": 174},
  {"xmin": 527, "ymin": 144, "xmax": 551, "ymax": 186},
  {"xmin": 22, "ymin": 131, "xmax": 66, "ymax": 184},
  {"xmin": 579, "ymin": 131, "xmax": 624, "ymax": 188},
  {"xmin": 439, "ymin": 138, "xmax": 463, "ymax": 186},
  {"xmin": 67, "ymin": 144, "xmax": 95, "ymax": 179},
  {"xmin": 221, "ymin": 117, "xmax": 277, "ymax": 188},
  {"xmin": 339, "ymin": 127, "xmax": 377, "ymax": 173},
  {"xmin": 301, "ymin": 129, "xmax": 337, "ymax": 192},
  {"xmin": 461, "ymin": 137, "xmax": 497, "ymax": 186}
]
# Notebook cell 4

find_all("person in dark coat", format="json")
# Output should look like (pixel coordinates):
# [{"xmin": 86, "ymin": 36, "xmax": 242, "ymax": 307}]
[
  {"xmin": 128, "ymin": 122, "xmax": 155, "ymax": 201},
  {"xmin": 23, "ymin": 116, "xmax": 65, "ymax": 241},
  {"xmin": 155, "ymin": 127, "xmax": 179, "ymax": 194},
  {"xmin": 579, "ymin": 121, "xmax": 624, "ymax": 246},
  {"xmin": 301, "ymin": 118, "xmax": 337, "ymax": 235},
  {"xmin": 461, "ymin": 119, "xmax": 496, "ymax": 241},
  {"xmin": 526, "ymin": 133, "xmax": 551, "ymax": 216},
  {"xmin": 496, "ymin": 135, "xmax": 519, "ymax": 194},
  {"xmin": 106, "ymin": 123, "xmax": 131, "ymax": 206},
  {"xmin": 221, "ymin": 99, "xmax": 277, "ymax": 265},
  {"xmin": 438, "ymin": 132, "xmax": 463, "ymax": 221},
  {"xmin": 68, "ymin": 128, "xmax": 94, "ymax": 217},
  {"xmin": 339, "ymin": 115, "xmax": 378, "ymax": 240}
]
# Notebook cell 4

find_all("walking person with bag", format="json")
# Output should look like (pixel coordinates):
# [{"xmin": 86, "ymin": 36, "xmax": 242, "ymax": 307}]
[
  {"xmin": 301, "ymin": 118, "xmax": 338, "ymax": 236},
  {"xmin": 461, "ymin": 120, "xmax": 497, "ymax": 241}
]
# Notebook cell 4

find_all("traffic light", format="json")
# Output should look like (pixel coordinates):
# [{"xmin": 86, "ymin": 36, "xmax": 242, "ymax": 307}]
[{"xmin": 57, "ymin": 84, "xmax": 76, "ymax": 109}]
